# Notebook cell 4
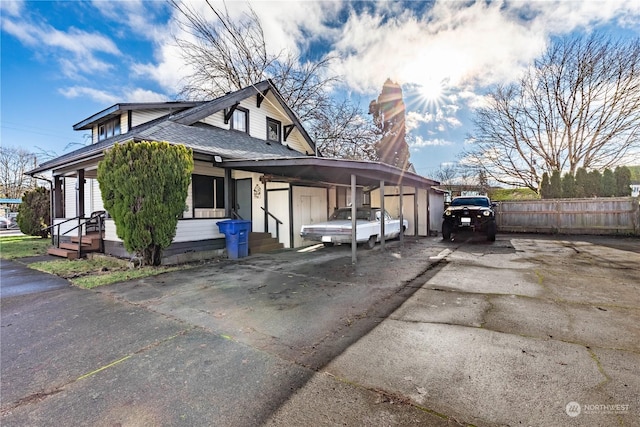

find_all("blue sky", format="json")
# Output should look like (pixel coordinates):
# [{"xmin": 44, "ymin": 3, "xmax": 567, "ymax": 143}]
[{"xmin": 2, "ymin": 0, "xmax": 639, "ymax": 177}]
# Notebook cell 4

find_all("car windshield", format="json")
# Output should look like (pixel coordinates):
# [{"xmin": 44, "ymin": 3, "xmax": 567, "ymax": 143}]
[{"xmin": 450, "ymin": 197, "xmax": 490, "ymax": 207}]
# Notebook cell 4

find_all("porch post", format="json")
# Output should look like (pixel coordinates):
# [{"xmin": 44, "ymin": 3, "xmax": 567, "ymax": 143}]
[
  {"xmin": 380, "ymin": 180, "xmax": 385, "ymax": 250},
  {"xmin": 414, "ymin": 186, "xmax": 419, "ymax": 236},
  {"xmin": 76, "ymin": 169, "xmax": 85, "ymax": 217},
  {"xmin": 351, "ymin": 174, "xmax": 357, "ymax": 265},
  {"xmin": 53, "ymin": 176, "xmax": 63, "ymax": 218},
  {"xmin": 224, "ymin": 168, "xmax": 232, "ymax": 218}
]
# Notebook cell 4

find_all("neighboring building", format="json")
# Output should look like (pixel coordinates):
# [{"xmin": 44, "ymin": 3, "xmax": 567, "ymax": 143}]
[
  {"xmin": 631, "ymin": 183, "xmax": 640, "ymax": 197},
  {"xmin": 27, "ymin": 80, "xmax": 441, "ymax": 262}
]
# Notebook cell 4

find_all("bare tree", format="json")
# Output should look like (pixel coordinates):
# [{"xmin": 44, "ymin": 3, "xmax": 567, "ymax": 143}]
[
  {"xmin": 313, "ymin": 99, "xmax": 378, "ymax": 160},
  {"xmin": 465, "ymin": 34, "xmax": 640, "ymax": 190},
  {"xmin": 171, "ymin": 0, "xmax": 372, "ymax": 158},
  {"xmin": 0, "ymin": 146, "xmax": 38, "ymax": 199}
]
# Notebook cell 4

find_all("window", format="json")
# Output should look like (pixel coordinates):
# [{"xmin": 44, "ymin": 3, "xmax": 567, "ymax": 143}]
[
  {"xmin": 231, "ymin": 108, "xmax": 248, "ymax": 133},
  {"xmin": 192, "ymin": 175, "xmax": 225, "ymax": 209},
  {"xmin": 98, "ymin": 117, "xmax": 121, "ymax": 141},
  {"xmin": 266, "ymin": 118, "xmax": 281, "ymax": 142}
]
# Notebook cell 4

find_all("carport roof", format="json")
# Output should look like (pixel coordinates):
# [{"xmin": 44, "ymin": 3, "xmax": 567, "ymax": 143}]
[{"xmin": 221, "ymin": 157, "xmax": 440, "ymax": 189}]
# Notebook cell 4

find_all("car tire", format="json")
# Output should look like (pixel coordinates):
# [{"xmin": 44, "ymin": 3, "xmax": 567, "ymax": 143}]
[
  {"xmin": 365, "ymin": 235, "xmax": 377, "ymax": 249},
  {"xmin": 486, "ymin": 222, "xmax": 497, "ymax": 242},
  {"xmin": 442, "ymin": 222, "xmax": 452, "ymax": 240},
  {"xmin": 323, "ymin": 242, "xmax": 334, "ymax": 247}
]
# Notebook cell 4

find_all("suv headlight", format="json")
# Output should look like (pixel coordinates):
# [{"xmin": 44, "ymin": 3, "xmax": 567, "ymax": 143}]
[
  {"xmin": 445, "ymin": 209, "xmax": 452, "ymax": 216},
  {"xmin": 482, "ymin": 210, "xmax": 490, "ymax": 216}
]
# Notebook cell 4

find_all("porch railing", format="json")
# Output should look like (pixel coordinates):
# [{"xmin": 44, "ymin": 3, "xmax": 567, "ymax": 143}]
[
  {"xmin": 261, "ymin": 207, "xmax": 283, "ymax": 242},
  {"xmin": 44, "ymin": 211, "xmax": 106, "ymax": 257}
]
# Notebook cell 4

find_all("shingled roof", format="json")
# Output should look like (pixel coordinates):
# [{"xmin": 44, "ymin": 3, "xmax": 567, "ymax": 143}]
[{"xmin": 27, "ymin": 81, "xmax": 313, "ymax": 176}]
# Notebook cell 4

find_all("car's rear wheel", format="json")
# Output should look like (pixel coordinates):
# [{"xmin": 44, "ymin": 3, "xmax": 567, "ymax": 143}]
[
  {"xmin": 442, "ymin": 222, "xmax": 452, "ymax": 240},
  {"xmin": 365, "ymin": 235, "xmax": 377, "ymax": 249},
  {"xmin": 323, "ymin": 242, "xmax": 334, "ymax": 247}
]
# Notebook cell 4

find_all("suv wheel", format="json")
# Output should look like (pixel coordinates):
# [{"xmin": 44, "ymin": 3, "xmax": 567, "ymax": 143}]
[
  {"xmin": 486, "ymin": 222, "xmax": 497, "ymax": 242},
  {"xmin": 442, "ymin": 222, "xmax": 452, "ymax": 240}
]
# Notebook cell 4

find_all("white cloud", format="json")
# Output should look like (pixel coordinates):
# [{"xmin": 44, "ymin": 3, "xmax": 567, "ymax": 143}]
[
  {"xmin": 125, "ymin": 88, "xmax": 169, "ymax": 103},
  {"xmin": 1, "ymin": 14, "xmax": 120, "ymax": 78},
  {"xmin": 59, "ymin": 87, "xmax": 119, "ymax": 105},
  {"xmin": 59, "ymin": 86, "xmax": 168, "ymax": 105},
  {"xmin": 410, "ymin": 136, "xmax": 454, "ymax": 148},
  {"xmin": 0, "ymin": 0, "xmax": 24, "ymax": 17},
  {"xmin": 330, "ymin": 0, "xmax": 640, "ymax": 96},
  {"xmin": 406, "ymin": 106, "xmax": 461, "ymax": 133}
]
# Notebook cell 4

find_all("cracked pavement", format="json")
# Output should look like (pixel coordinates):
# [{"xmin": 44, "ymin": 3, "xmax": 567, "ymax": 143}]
[
  {"xmin": 2, "ymin": 234, "xmax": 639, "ymax": 426},
  {"xmin": 284, "ymin": 236, "xmax": 639, "ymax": 426}
]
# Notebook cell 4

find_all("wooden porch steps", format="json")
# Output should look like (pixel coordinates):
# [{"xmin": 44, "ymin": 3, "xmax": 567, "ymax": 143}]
[
  {"xmin": 47, "ymin": 232, "xmax": 103, "ymax": 260},
  {"xmin": 249, "ymin": 232, "xmax": 284, "ymax": 254}
]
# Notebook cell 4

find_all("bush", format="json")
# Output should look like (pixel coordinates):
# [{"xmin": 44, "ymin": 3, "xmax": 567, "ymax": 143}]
[
  {"xmin": 97, "ymin": 140, "xmax": 194, "ymax": 266},
  {"xmin": 17, "ymin": 187, "xmax": 50, "ymax": 238}
]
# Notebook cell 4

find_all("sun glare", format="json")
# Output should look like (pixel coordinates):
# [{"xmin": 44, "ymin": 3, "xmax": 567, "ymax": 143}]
[{"xmin": 418, "ymin": 78, "xmax": 445, "ymax": 106}]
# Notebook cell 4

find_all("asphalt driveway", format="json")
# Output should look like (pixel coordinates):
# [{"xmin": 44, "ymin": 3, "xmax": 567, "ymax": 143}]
[{"xmin": 2, "ymin": 234, "xmax": 639, "ymax": 426}]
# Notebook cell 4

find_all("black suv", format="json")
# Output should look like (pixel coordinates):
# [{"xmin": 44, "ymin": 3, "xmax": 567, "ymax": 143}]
[{"xmin": 442, "ymin": 196, "xmax": 497, "ymax": 241}]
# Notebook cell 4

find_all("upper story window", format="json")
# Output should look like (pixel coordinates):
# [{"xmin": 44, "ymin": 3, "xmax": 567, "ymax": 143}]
[
  {"xmin": 231, "ymin": 108, "xmax": 248, "ymax": 133},
  {"xmin": 266, "ymin": 118, "xmax": 281, "ymax": 142},
  {"xmin": 98, "ymin": 117, "xmax": 121, "ymax": 141}
]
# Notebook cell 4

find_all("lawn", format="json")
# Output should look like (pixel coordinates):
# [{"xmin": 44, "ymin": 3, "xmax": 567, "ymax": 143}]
[
  {"xmin": 0, "ymin": 235, "xmax": 50, "ymax": 259},
  {"xmin": 28, "ymin": 256, "xmax": 186, "ymax": 289},
  {"xmin": 1, "ymin": 235, "xmax": 189, "ymax": 289}
]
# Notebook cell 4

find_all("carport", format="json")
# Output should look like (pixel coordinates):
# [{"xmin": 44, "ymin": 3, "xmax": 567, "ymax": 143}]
[{"xmin": 221, "ymin": 157, "xmax": 439, "ymax": 264}]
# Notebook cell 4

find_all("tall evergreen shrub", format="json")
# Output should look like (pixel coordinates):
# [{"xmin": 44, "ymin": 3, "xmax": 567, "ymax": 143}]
[
  {"xmin": 17, "ymin": 187, "xmax": 50, "ymax": 238},
  {"xmin": 549, "ymin": 170, "xmax": 562, "ymax": 199},
  {"xmin": 97, "ymin": 140, "xmax": 194, "ymax": 265}
]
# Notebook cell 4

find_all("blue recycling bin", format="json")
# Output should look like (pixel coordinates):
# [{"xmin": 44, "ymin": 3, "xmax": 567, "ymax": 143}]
[{"xmin": 217, "ymin": 220, "xmax": 252, "ymax": 259}]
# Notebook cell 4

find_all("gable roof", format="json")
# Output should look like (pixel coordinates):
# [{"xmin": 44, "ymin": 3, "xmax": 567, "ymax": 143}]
[
  {"xmin": 73, "ymin": 101, "xmax": 206, "ymax": 130},
  {"xmin": 171, "ymin": 80, "xmax": 315, "ymax": 150},
  {"xmin": 27, "ymin": 81, "xmax": 314, "ymax": 176}
]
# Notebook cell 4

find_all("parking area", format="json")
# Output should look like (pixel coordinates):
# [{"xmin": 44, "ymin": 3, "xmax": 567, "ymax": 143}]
[{"xmin": 1, "ymin": 234, "xmax": 639, "ymax": 426}]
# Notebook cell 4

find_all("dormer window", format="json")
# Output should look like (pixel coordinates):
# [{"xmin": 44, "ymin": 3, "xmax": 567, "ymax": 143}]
[
  {"xmin": 98, "ymin": 117, "xmax": 121, "ymax": 141},
  {"xmin": 231, "ymin": 108, "xmax": 248, "ymax": 133},
  {"xmin": 267, "ymin": 118, "xmax": 281, "ymax": 142}
]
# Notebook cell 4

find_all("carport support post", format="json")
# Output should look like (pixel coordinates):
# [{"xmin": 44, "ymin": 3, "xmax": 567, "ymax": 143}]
[
  {"xmin": 380, "ymin": 180, "xmax": 385, "ymax": 250},
  {"xmin": 351, "ymin": 174, "xmax": 357, "ymax": 264},
  {"xmin": 399, "ymin": 183, "xmax": 404, "ymax": 245}
]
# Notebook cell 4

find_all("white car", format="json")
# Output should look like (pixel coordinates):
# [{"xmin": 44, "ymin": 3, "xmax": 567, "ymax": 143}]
[{"xmin": 300, "ymin": 207, "xmax": 408, "ymax": 249}]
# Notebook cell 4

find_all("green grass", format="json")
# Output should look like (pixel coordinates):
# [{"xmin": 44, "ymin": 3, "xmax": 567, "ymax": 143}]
[
  {"xmin": 0, "ymin": 235, "xmax": 51, "ymax": 259},
  {"xmin": 28, "ymin": 256, "xmax": 186, "ymax": 289},
  {"xmin": 2, "ymin": 235, "xmax": 192, "ymax": 289}
]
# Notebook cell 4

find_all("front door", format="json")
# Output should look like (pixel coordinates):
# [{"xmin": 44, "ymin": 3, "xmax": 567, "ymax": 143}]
[{"xmin": 234, "ymin": 179, "xmax": 252, "ymax": 221}]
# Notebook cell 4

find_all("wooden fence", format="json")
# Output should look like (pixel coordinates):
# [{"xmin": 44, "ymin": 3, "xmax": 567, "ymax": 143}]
[{"xmin": 495, "ymin": 197, "xmax": 640, "ymax": 235}]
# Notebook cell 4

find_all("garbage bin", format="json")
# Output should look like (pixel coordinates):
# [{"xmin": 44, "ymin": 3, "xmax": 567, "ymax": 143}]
[{"xmin": 217, "ymin": 220, "xmax": 252, "ymax": 259}]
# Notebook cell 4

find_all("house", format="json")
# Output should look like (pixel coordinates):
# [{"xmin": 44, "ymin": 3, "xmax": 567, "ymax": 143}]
[{"xmin": 27, "ymin": 80, "xmax": 441, "ymax": 263}]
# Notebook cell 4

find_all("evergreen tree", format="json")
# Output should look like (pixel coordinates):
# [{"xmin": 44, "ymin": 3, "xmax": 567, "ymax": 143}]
[
  {"xmin": 17, "ymin": 187, "xmax": 50, "ymax": 238},
  {"xmin": 614, "ymin": 166, "xmax": 632, "ymax": 196},
  {"xmin": 549, "ymin": 170, "xmax": 562, "ymax": 198},
  {"xmin": 539, "ymin": 172, "xmax": 551, "ymax": 198},
  {"xmin": 97, "ymin": 140, "xmax": 194, "ymax": 266},
  {"xmin": 369, "ymin": 79, "xmax": 411, "ymax": 170},
  {"xmin": 561, "ymin": 172, "xmax": 576, "ymax": 198},
  {"xmin": 601, "ymin": 168, "xmax": 616, "ymax": 197},
  {"xmin": 586, "ymin": 170, "xmax": 603, "ymax": 197},
  {"xmin": 574, "ymin": 167, "xmax": 588, "ymax": 198}
]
